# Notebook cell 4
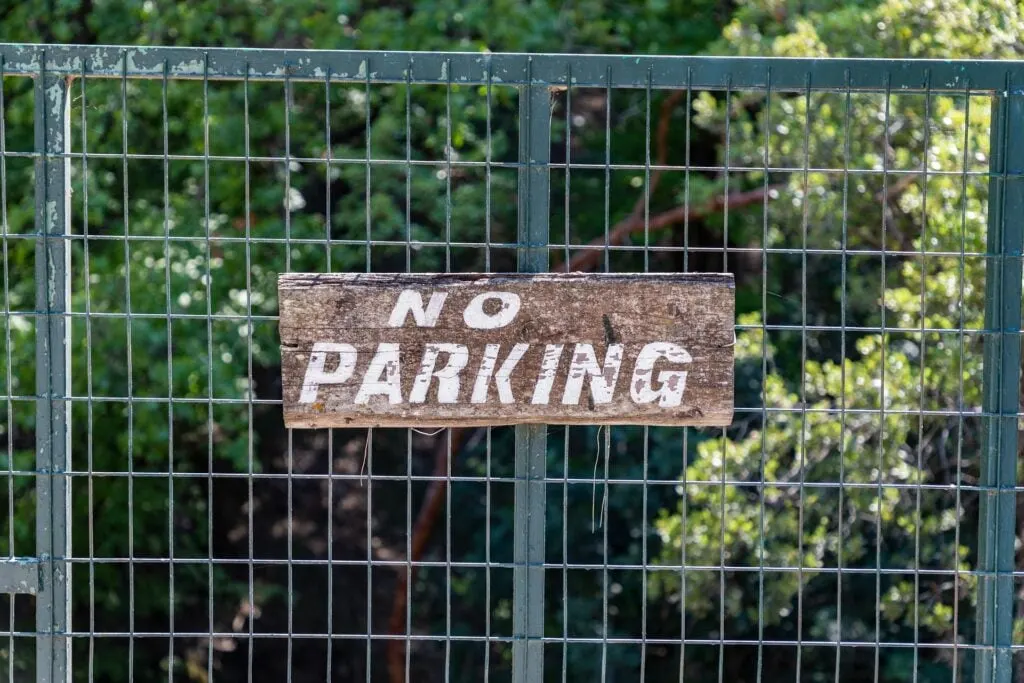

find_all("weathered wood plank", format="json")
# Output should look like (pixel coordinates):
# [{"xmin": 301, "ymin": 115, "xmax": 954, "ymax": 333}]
[{"xmin": 278, "ymin": 272, "xmax": 735, "ymax": 427}]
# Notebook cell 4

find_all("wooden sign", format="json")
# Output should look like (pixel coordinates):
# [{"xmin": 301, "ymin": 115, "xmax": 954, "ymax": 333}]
[{"xmin": 278, "ymin": 273, "xmax": 734, "ymax": 428}]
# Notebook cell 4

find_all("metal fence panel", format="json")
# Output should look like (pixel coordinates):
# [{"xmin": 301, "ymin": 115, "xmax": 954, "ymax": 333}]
[{"xmin": 0, "ymin": 45, "xmax": 1020, "ymax": 683}]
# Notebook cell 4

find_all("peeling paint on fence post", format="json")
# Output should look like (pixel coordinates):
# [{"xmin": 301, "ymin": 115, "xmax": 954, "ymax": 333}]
[
  {"xmin": 513, "ymin": 67, "xmax": 550, "ymax": 683},
  {"xmin": 34, "ymin": 60, "xmax": 72, "ymax": 683}
]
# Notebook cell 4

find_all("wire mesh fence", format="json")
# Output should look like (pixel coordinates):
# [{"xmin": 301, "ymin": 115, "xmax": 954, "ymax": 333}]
[{"xmin": 0, "ymin": 46, "xmax": 1022, "ymax": 683}]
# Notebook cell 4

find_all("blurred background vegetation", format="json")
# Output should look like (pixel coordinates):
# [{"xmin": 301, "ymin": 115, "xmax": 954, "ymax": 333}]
[{"xmin": 2, "ymin": 0, "xmax": 1024, "ymax": 681}]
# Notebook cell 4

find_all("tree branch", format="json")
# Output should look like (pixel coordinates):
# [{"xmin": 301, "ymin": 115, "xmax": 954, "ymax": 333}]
[
  {"xmin": 556, "ymin": 184, "xmax": 786, "ymax": 273},
  {"xmin": 625, "ymin": 90, "xmax": 684, "ymax": 219}
]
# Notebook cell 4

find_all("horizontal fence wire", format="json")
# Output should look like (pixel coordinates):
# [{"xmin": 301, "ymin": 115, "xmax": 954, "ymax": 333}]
[{"xmin": 0, "ymin": 46, "xmax": 1022, "ymax": 683}]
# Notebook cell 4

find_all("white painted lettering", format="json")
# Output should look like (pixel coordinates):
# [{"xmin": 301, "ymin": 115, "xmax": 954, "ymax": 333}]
[
  {"xmin": 409, "ymin": 343, "xmax": 470, "ymax": 403},
  {"xmin": 562, "ymin": 343, "xmax": 624, "ymax": 405},
  {"xmin": 631, "ymin": 342, "xmax": 692, "ymax": 407},
  {"xmin": 471, "ymin": 343, "xmax": 530, "ymax": 404},
  {"xmin": 463, "ymin": 292, "xmax": 521, "ymax": 329},
  {"xmin": 299, "ymin": 342, "xmax": 357, "ymax": 403},
  {"xmin": 354, "ymin": 343, "xmax": 403, "ymax": 404},
  {"xmin": 388, "ymin": 290, "xmax": 448, "ymax": 327},
  {"xmin": 531, "ymin": 344, "xmax": 564, "ymax": 405}
]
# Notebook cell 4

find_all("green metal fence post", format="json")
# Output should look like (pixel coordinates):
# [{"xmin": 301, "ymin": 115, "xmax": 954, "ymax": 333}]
[
  {"xmin": 34, "ymin": 63, "xmax": 71, "ymax": 683},
  {"xmin": 976, "ymin": 86, "xmax": 1023, "ymax": 683},
  {"xmin": 512, "ymin": 68, "xmax": 551, "ymax": 683}
]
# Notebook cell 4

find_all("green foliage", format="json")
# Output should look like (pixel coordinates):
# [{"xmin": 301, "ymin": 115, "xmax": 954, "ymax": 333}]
[{"xmin": 643, "ymin": 0, "xmax": 1020, "ymax": 680}]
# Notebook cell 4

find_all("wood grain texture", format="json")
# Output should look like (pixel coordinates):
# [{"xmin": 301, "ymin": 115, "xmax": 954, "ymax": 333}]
[{"xmin": 278, "ymin": 272, "xmax": 734, "ymax": 427}]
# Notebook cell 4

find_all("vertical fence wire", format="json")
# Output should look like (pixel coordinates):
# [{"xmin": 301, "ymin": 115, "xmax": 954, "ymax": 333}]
[
  {"xmin": 875, "ymin": 76, "xmax": 892, "ymax": 683},
  {"xmin": 117, "ymin": 53, "xmax": 135, "ymax": 683},
  {"xmin": 323, "ymin": 63, "xmax": 335, "ymax": 683},
  {"xmin": 242, "ymin": 59, "xmax": 256, "ymax": 683},
  {"xmin": 912, "ymin": 71, "xmax": 933, "ymax": 683},
  {"xmin": 758, "ymin": 64, "xmax": 774, "ymax": 683},
  {"xmin": 80, "ymin": 59, "xmax": 93, "ymax": 683},
  {"xmin": 160, "ymin": 58, "xmax": 175, "ymax": 683},
  {"xmin": 952, "ymin": 77, "xmax": 972, "ymax": 683}
]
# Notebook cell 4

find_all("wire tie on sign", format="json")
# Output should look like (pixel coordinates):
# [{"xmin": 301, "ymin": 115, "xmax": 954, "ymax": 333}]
[
  {"xmin": 599, "ymin": 432, "xmax": 609, "ymax": 531},
  {"xmin": 592, "ymin": 425, "xmax": 609, "ymax": 533},
  {"xmin": 591, "ymin": 425, "xmax": 602, "ymax": 532},
  {"xmin": 411, "ymin": 427, "xmax": 448, "ymax": 437},
  {"xmin": 360, "ymin": 427, "xmax": 373, "ymax": 485}
]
